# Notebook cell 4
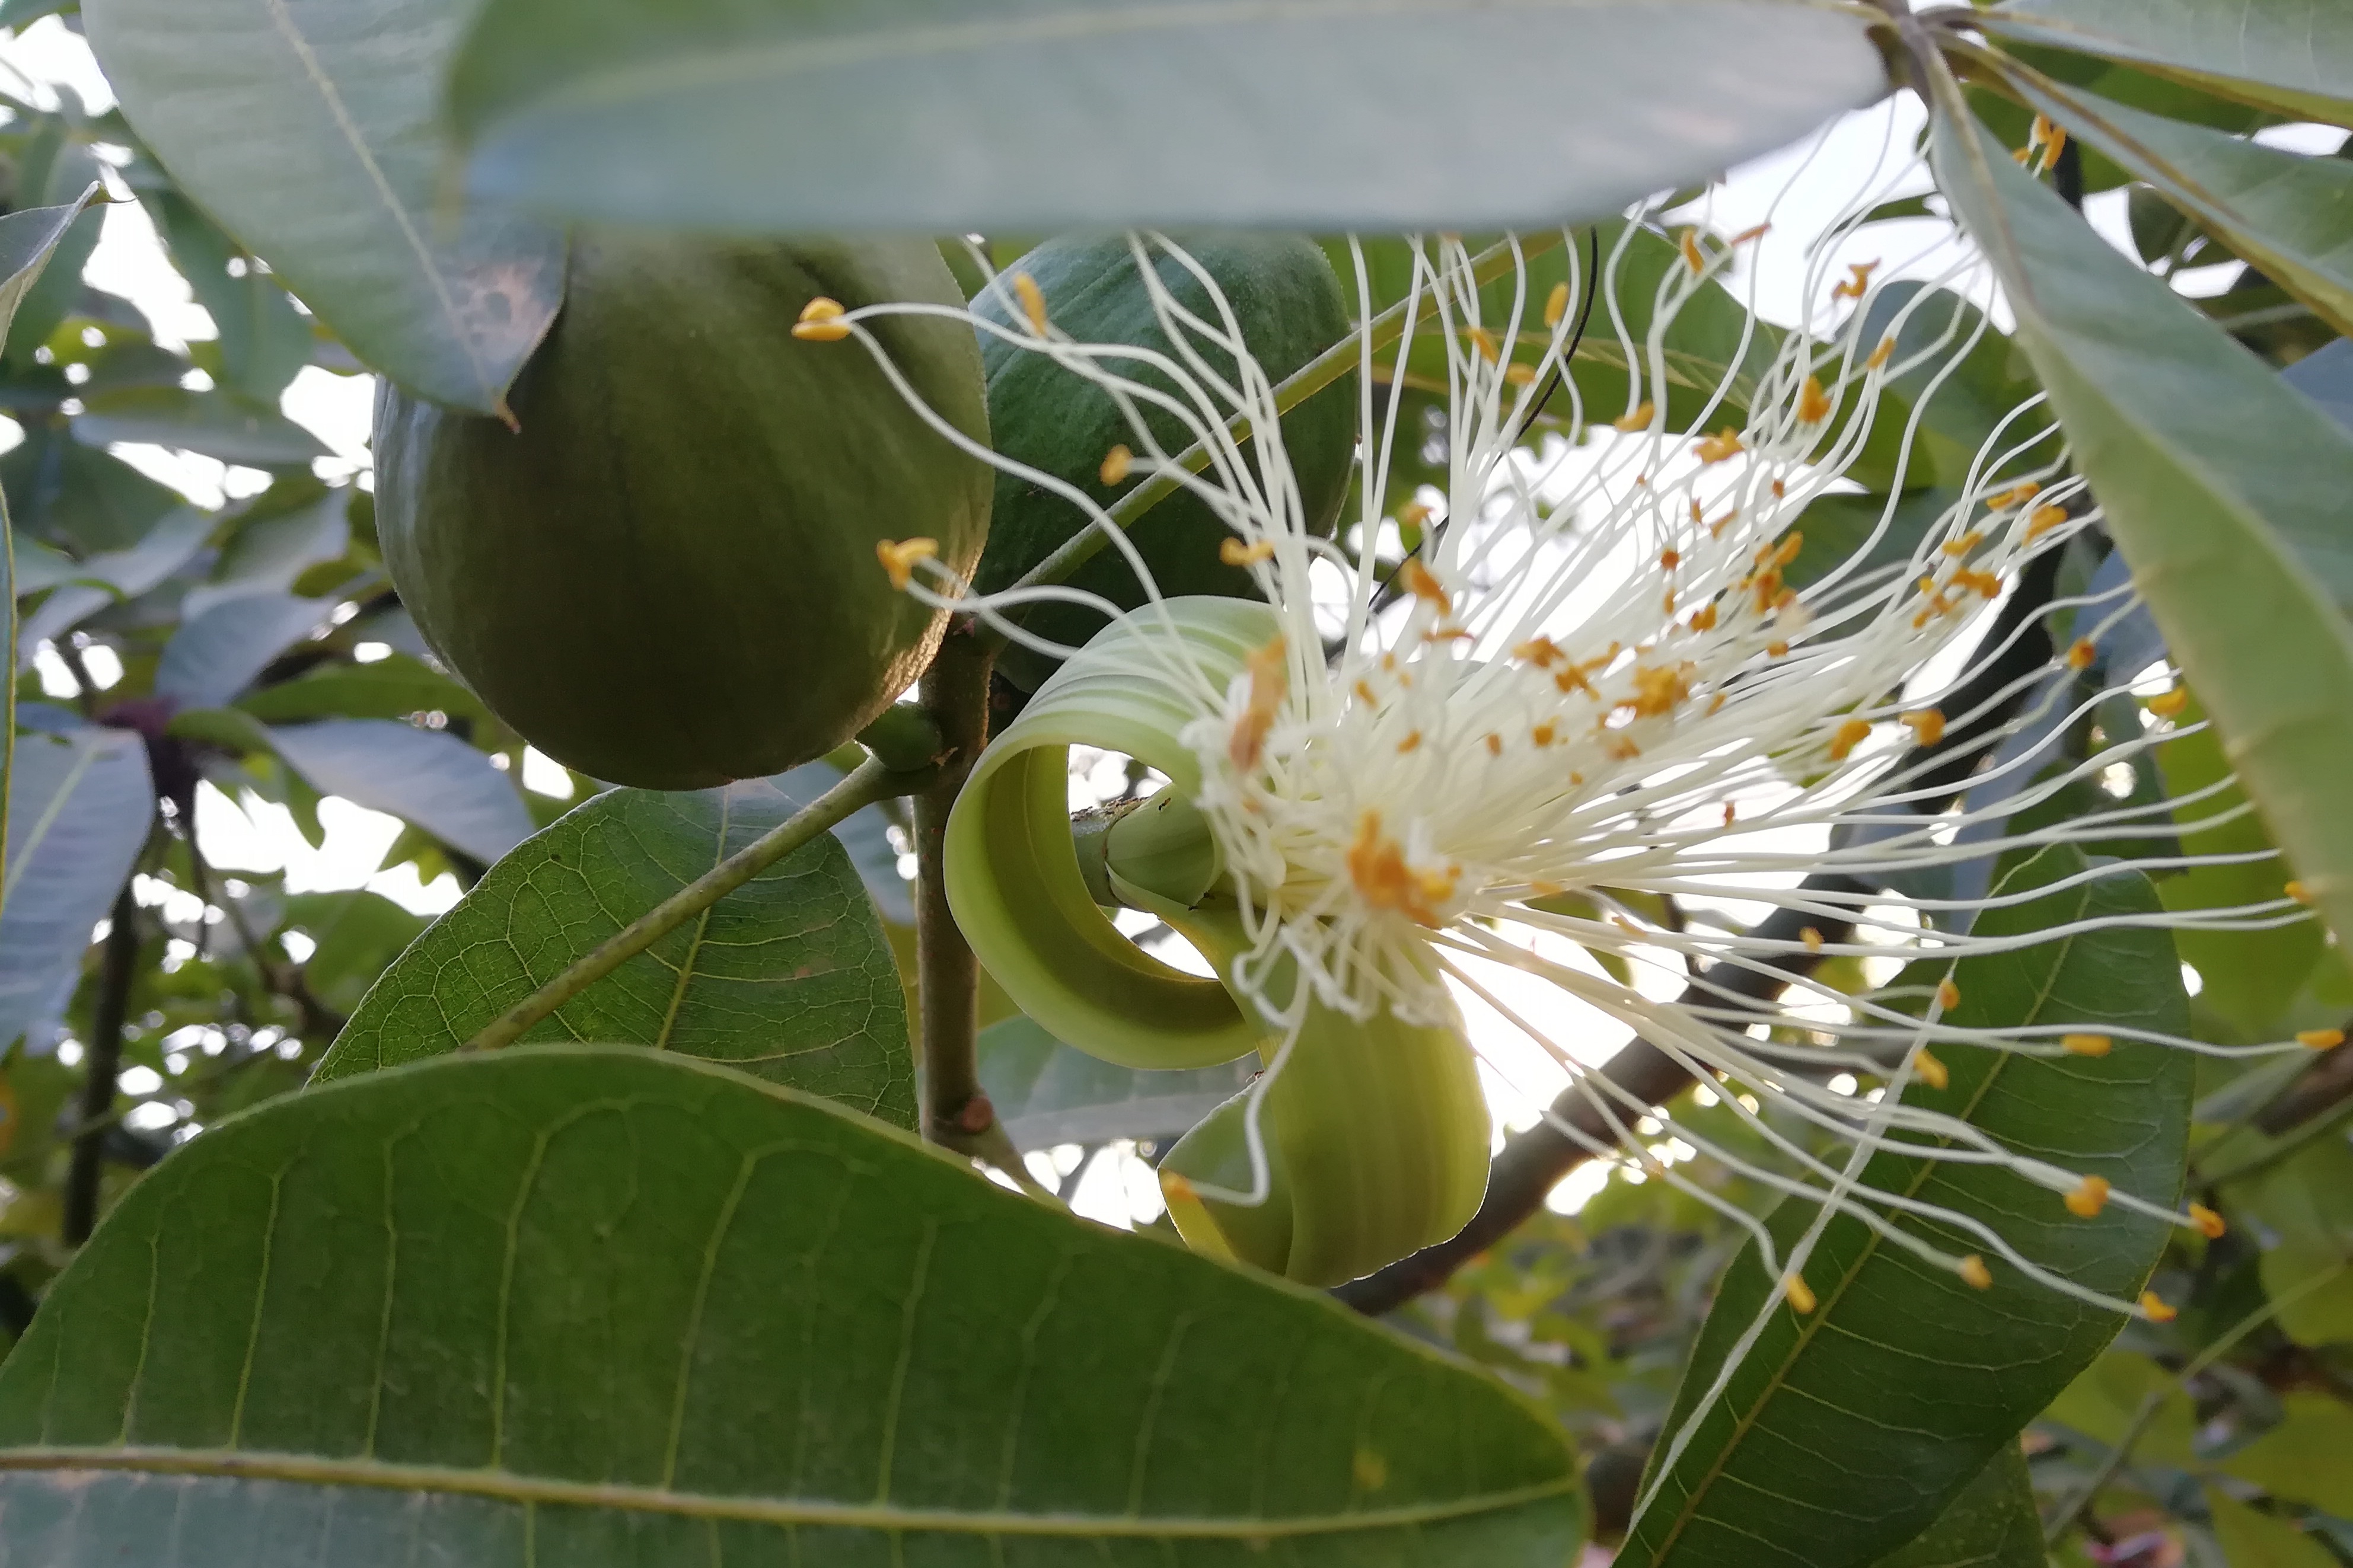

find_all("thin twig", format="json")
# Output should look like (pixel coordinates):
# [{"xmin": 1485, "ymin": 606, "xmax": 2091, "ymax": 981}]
[
  {"xmin": 460, "ymin": 756, "xmax": 929, "ymax": 1053},
  {"xmin": 977, "ymin": 233, "xmax": 1563, "ymax": 652},
  {"xmin": 914, "ymin": 631, "xmax": 995, "ymax": 1151},
  {"xmin": 62, "ymin": 879, "xmax": 142, "ymax": 1246}
]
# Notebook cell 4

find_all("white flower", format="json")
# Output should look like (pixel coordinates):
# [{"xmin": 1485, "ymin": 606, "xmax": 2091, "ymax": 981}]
[{"xmin": 816, "ymin": 168, "xmax": 2322, "ymax": 1321}]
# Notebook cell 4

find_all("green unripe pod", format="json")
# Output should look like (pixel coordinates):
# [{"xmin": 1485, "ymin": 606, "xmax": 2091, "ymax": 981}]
[
  {"xmin": 972, "ymin": 233, "xmax": 1355, "ymax": 690},
  {"xmin": 375, "ymin": 233, "xmax": 990, "ymax": 790}
]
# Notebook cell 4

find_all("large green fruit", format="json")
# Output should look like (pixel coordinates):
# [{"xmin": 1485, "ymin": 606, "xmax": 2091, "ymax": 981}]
[
  {"xmin": 973, "ymin": 232, "xmax": 1354, "ymax": 690},
  {"xmin": 375, "ymin": 233, "xmax": 989, "ymax": 790}
]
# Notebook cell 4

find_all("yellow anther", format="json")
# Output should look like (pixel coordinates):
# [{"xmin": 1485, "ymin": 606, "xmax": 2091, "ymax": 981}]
[
  {"xmin": 1347, "ymin": 810, "xmax": 1450, "ymax": 927},
  {"xmin": 1695, "ymin": 428, "xmax": 1745, "ymax": 465},
  {"xmin": 1099, "ymin": 444, "xmax": 1133, "ymax": 485},
  {"xmin": 2066, "ymin": 638, "xmax": 2097, "ymax": 671},
  {"xmin": 2024, "ymin": 504, "xmax": 2070, "ymax": 540},
  {"xmin": 1679, "ymin": 227, "xmax": 1706, "ymax": 275},
  {"xmin": 2061, "ymin": 1033, "xmax": 2113, "ymax": 1057},
  {"xmin": 1723, "ymin": 801, "xmax": 1737, "ymax": 828},
  {"xmin": 1514, "ymin": 636, "xmax": 1563, "ymax": 668},
  {"xmin": 1484, "ymin": 732, "xmax": 1503, "ymax": 756},
  {"xmin": 1941, "ymin": 531, "xmax": 1985, "ymax": 558},
  {"xmin": 1892, "ymin": 714, "xmax": 1948, "ymax": 752},
  {"xmin": 1959, "ymin": 1255, "xmax": 1994, "ymax": 1291},
  {"xmin": 1988, "ymin": 482, "xmax": 2042, "ymax": 512},
  {"xmin": 1801, "ymin": 927, "xmax": 1824, "ymax": 953},
  {"xmin": 1504, "ymin": 362, "xmax": 1536, "ymax": 387},
  {"xmin": 1544, "ymin": 281, "xmax": 1571, "ymax": 328},
  {"xmin": 1603, "ymin": 734, "xmax": 1641, "ymax": 761},
  {"xmin": 1612, "ymin": 401, "xmax": 1656, "ymax": 433},
  {"xmin": 2064, "ymin": 1174, "xmax": 2111, "ymax": 1219},
  {"xmin": 2189, "ymin": 1204, "xmax": 2227, "ymax": 1240},
  {"xmin": 1662, "ymin": 589, "xmax": 1676, "ymax": 615},
  {"xmin": 1229, "ymin": 635, "xmax": 1289, "ymax": 772},
  {"xmin": 1532, "ymin": 720, "xmax": 1558, "ymax": 748},
  {"xmin": 875, "ymin": 536, "xmax": 938, "ymax": 590},
  {"xmin": 1937, "ymin": 978, "xmax": 1963, "ymax": 1011},
  {"xmin": 1220, "ymin": 537, "xmax": 1276, "ymax": 567},
  {"xmin": 2285, "ymin": 880, "xmax": 2314, "ymax": 905},
  {"xmin": 1013, "ymin": 271, "xmax": 1050, "ymax": 335},
  {"xmin": 1624, "ymin": 663, "xmax": 1694, "ymax": 718},
  {"xmin": 1867, "ymin": 336, "xmax": 1896, "ymax": 371},
  {"xmin": 792, "ymin": 296, "xmax": 852, "ymax": 341},
  {"xmin": 2140, "ymin": 1291, "xmax": 2177, "ymax": 1324},
  {"xmin": 1765, "ymin": 641, "xmax": 1789, "ymax": 659},
  {"xmin": 2298, "ymin": 1027, "xmax": 2345, "ymax": 1050},
  {"xmin": 2012, "ymin": 145, "xmax": 2036, "ymax": 166},
  {"xmin": 1466, "ymin": 325, "xmax": 1500, "ymax": 364},
  {"xmin": 1397, "ymin": 730, "xmax": 1423, "ymax": 755},
  {"xmin": 1832, "ymin": 260, "xmax": 1881, "ymax": 302},
  {"xmin": 1829, "ymin": 718, "xmax": 1873, "ymax": 761},
  {"xmin": 1797, "ymin": 375, "xmax": 1833, "ymax": 425},
  {"xmin": 1784, "ymin": 1273, "xmax": 1816, "ymax": 1314},
  {"xmin": 1353, "ymin": 679, "xmax": 1376, "ymax": 704},
  {"xmin": 1730, "ymin": 223, "xmax": 1771, "ymax": 246},
  {"xmin": 1398, "ymin": 500, "xmax": 1431, "ymax": 530},
  {"xmin": 1914, "ymin": 1048, "xmax": 1949, "ymax": 1091},
  {"xmin": 1398, "ymin": 557, "xmax": 1452, "ymax": 614},
  {"xmin": 1689, "ymin": 602, "xmax": 1718, "ymax": 633},
  {"xmin": 2145, "ymin": 688, "xmax": 2189, "ymax": 718},
  {"xmin": 1660, "ymin": 548, "xmax": 1681, "ymax": 571}
]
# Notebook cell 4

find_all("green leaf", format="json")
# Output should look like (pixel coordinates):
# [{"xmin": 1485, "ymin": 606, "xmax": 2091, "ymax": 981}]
[
  {"xmin": 1621, "ymin": 845, "xmax": 2193, "ymax": 1568},
  {"xmin": 152, "ymin": 589, "xmax": 335, "ymax": 708},
  {"xmin": 2220, "ymin": 1393, "xmax": 2353, "ymax": 1510},
  {"xmin": 278, "ymin": 889, "xmax": 428, "ymax": 1017},
  {"xmin": 2001, "ymin": 67, "xmax": 2353, "ymax": 338},
  {"xmin": 2041, "ymin": 1349, "xmax": 2199, "ymax": 1467},
  {"xmin": 2157, "ymin": 693, "xmax": 2323, "ymax": 1040},
  {"xmin": 0, "ymin": 193, "xmax": 113, "ymax": 916},
  {"xmin": 446, "ymin": 0, "xmax": 1888, "ymax": 231},
  {"xmin": 317, "ymin": 780, "xmax": 914, "ymax": 1127},
  {"xmin": 1929, "ymin": 91, "xmax": 2353, "ymax": 955},
  {"xmin": 234, "ymin": 652, "xmax": 490, "ymax": 726},
  {"xmin": 81, "ymin": 0, "xmax": 564, "ymax": 414},
  {"xmin": 68, "ymin": 386, "xmax": 332, "ymax": 467},
  {"xmin": 978, "ymin": 1013, "xmax": 1256, "ymax": 1151},
  {"xmin": 2242, "ymin": 1140, "xmax": 2353, "ymax": 1347},
  {"xmin": 0, "ymin": 425, "xmax": 186, "ymax": 555},
  {"xmin": 0, "ymin": 728, "xmax": 154, "ymax": 1049},
  {"xmin": 2205, "ymin": 1487, "xmax": 2339, "ymax": 1568},
  {"xmin": 146, "ymin": 188, "xmax": 315, "ymax": 405},
  {"xmin": 0, "ymin": 1045, "xmax": 1582, "ymax": 1562},
  {"xmin": 1874, "ymin": 1443, "xmax": 2044, "ymax": 1568},
  {"xmin": 263, "ymin": 719, "xmax": 535, "ymax": 866},
  {"xmin": 1981, "ymin": 0, "xmax": 2353, "ymax": 127}
]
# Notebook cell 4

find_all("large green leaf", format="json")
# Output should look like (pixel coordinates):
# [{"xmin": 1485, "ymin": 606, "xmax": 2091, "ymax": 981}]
[
  {"xmin": 1621, "ymin": 846, "xmax": 2193, "ymax": 1568},
  {"xmin": 445, "ymin": 0, "xmax": 1889, "ymax": 231},
  {"xmin": 0, "ymin": 1046, "xmax": 1582, "ymax": 1562},
  {"xmin": 2156, "ymin": 693, "xmax": 2322, "ymax": 1040},
  {"xmin": 318, "ymin": 779, "xmax": 916, "ymax": 1128},
  {"xmin": 1874, "ymin": 1444, "xmax": 2043, "ymax": 1568},
  {"xmin": 81, "ymin": 0, "xmax": 563, "ymax": 413},
  {"xmin": 1982, "ymin": 0, "xmax": 2353, "ymax": 126},
  {"xmin": 2001, "ymin": 67, "xmax": 2353, "ymax": 337},
  {"xmin": 979, "ymin": 1014, "xmax": 1256, "ymax": 1151},
  {"xmin": 0, "ymin": 727, "xmax": 154, "ymax": 1050},
  {"xmin": 1930, "ymin": 92, "xmax": 2353, "ymax": 953},
  {"xmin": 69, "ymin": 385, "xmax": 334, "ymax": 467},
  {"xmin": 0, "ymin": 193, "xmax": 113, "ymax": 912},
  {"xmin": 2205, "ymin": 1487, "xmax": 2339, "ymax": 1568}
]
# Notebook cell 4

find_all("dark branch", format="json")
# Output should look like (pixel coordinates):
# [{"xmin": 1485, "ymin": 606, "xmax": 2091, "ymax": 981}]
[{"xmin": 62, "ymin": 879, "xmax": 144, "ymax": 1247}]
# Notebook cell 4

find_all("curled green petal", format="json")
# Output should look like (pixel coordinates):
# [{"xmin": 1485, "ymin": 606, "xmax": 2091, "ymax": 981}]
[
  {"xmin": 1163, "ymin": 982, "xmax": 1491, "ymax": 1289},
  {"xmin": 944, "ymin": 598, "xmax": 1277, "ymax": 1070}
]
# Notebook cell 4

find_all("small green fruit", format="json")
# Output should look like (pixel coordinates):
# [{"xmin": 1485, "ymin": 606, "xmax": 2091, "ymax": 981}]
[
  {"xmin": 973, "ymin": 232, "xmax": 1354, "ymax": 689},
  {"xmin": 375, "ymin": 233, "xmax": 989, "ymax": 790}
]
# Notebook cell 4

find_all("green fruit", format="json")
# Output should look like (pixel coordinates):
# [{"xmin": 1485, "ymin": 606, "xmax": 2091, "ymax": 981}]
[
  {"xmin": 973, "ymin": 232, "xmax": 1354, "ymax": 690},
  {"xmin": 375, "ymin": 233, "xmax": 989, "ymax": 790}
]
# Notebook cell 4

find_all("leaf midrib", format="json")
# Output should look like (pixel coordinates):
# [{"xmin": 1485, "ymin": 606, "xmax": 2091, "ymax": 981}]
[
  {"xmin": 0, "ymin": 1446, "xmax": 1575, "ymax": 1538},
  {"xmin": 1636, "ymin": 883, "xmax": 2089, "ymax": 1564}
]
